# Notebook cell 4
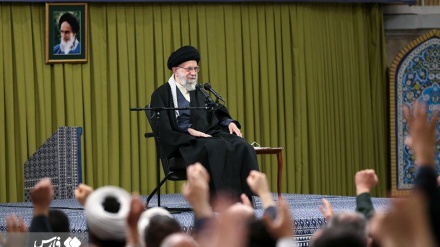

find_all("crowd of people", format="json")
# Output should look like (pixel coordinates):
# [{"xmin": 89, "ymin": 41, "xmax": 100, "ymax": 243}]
[{"xmin": 0, "ymin": 163, "xmax": 297, "ymax": 247}]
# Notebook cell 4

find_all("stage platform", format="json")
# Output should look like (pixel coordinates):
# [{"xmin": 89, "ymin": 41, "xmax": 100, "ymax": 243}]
[{"xmin": 0, "ymin": 193, "xmax": 391, "ymax": 246}]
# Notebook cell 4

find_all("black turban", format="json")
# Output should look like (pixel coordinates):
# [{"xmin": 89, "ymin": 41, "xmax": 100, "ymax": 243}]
[
  {"xmin": 167, "ymin": 46, "xmax": 200, "ymax": 70},
  {"xmin": 59, "ymin": 12, "xmax": 80, "ymax": 34}
]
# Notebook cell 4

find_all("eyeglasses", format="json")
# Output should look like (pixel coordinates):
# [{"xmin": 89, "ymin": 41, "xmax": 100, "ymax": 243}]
[{"xmin": 178, "ymin": 66, "xmax": 200, "ymax": 73}]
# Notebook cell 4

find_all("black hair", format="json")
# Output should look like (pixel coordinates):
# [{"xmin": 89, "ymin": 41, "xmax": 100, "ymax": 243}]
[
  {"xmin": 48, "ymin": 209, "xmax": 70, "ymax": 232},
  {"xmin": 247, "ymin": 219, "xmax": 277, "ymax": 247},
  {"xmin": 145, "ymin": 215, "xmax": 182, "ymax": 247},
  {"xmin": 102, "ymin": 196, "xmax": 121, "ymax": 213},
  {"xmin": 58, "ymin": 12, "xmax": 79, "ymax": 34}
]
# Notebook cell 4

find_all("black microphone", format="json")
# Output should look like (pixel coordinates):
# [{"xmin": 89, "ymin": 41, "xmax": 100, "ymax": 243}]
[
  {"xmin": 196, "ymin": 84, "xmax": 214, "ymax": 105},
  {"xmin": 204, "ymin": 83, "xmax": 225, "ymax": 102}
]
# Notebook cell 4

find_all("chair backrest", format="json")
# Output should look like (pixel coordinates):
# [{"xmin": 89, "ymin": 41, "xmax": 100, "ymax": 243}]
[{"xmin": 144, "ymin": 104, "xmax": 187, "ymax": 180}]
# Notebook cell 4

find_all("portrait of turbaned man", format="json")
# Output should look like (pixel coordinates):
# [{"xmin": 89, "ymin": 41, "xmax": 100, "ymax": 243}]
[{"xmin": 45, "ymin": 3, "xmax": 88, "ymax": 64}]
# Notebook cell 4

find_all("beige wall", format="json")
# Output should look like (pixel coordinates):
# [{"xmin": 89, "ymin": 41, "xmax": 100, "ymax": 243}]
[
  {"xmin": 385, "ymin": 30, "xmax": 433, "ymax": 67},
  {"xmin": 384, "ymin": 5, "xmax": 440, "ymax": 66}
]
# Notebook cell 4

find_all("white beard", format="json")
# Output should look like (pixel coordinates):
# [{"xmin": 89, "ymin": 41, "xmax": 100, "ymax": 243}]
[
  {"xmin": 60, "ymin": 36, "xmax": 76, "ymax": 55},
  {"xmin": 177, "ymin": 71, "xmax": 197, "ymax": 91}
]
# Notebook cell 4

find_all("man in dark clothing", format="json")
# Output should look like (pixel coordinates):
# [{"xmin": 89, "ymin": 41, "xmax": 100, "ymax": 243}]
[{"xmin": 150, "ymin": 45, "xmax": 259, "ymax": 201}]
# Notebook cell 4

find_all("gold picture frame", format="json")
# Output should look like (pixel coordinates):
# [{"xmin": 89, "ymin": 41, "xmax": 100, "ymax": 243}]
[{"xmin": 45, "ymin": 3, "xmax": 88, "ymax": 64}]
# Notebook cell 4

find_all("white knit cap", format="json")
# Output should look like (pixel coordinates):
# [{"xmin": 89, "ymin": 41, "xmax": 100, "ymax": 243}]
[{"xmin": 84, "ymin": 186, "xmax": 131, "ymax": 240}]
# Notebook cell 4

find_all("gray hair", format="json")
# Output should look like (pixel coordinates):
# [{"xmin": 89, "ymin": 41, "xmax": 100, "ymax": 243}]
[{"xmin": 327, "ymin": 211, "xmax": 368, "ymax": 239}]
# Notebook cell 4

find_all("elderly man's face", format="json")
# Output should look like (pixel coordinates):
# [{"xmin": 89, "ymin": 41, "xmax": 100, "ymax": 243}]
[
  {"xmin": 175, "ymin": 60, "xmax": 198, "ymax": 91},
  {"xmin": 60, "ymin": 21, "xmax": 75, "ymax": 42}
]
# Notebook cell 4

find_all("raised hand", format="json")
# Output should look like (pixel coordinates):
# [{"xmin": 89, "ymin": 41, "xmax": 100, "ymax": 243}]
[
  {"xmin": 355, "ymin": 169, "xmax": 378, "ymax": 195},
  {"xmin": 126, "ymin": 193, "xmax": 145, "ymax": 246},
  {"xmin": 319, "ymin": 198, "xmax": 334, "ymax": 221},
  {"xmin": 369, "ymin": 191, "xmax": 436, "ymax": 247},
  {"xmin": 0, "ymin": 214, "xmax": 28, "ymax": 247},
  {"xmin": 30, "ymin": 178, "xmax": 54, "ymax": 216},
  {"xmin": 262, "ymin": 198, "xmax": 294, "ymax": 240},
  {"xmin": 74, "ymin": 183, "xmax": 94, "ymax": 206},
  {"xmin": 403, "ymin": 102, "xmax": 439, "ymax": 167},
  {"xmin": 182, "ymin": 163, "xmax": 212, "ymax": 218},
  {"xmin": 246, "ymin": 170, "xmax": 275, "ymax": 208}
]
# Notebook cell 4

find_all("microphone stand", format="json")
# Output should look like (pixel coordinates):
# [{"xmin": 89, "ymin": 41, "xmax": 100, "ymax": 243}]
[
  {"xmin": 210, "ymin": 98, "xmax": 226, "ymax": 112},
  {"xmin": 205, "ymin": 97, "xmax": 217, "ymax": 111},
  {"xmin": 200, "ymin": 83, "xmax": 226, "ymax": 110},
  {"xmin": 214, "ymin": 96, "xmax": 225, "ymax": 105},
  {"xmin": 130, "ymin": 106, "xmax": 207, "ymax": 210},
  {"xmin": 196, "ymin": 83, "xmax": 220, "ymax": 112}
]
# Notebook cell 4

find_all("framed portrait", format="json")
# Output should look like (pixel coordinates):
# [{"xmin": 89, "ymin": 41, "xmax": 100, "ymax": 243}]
[{"xmin": 45, "ymin": 3, "xmax": 88, "ymax": 64}]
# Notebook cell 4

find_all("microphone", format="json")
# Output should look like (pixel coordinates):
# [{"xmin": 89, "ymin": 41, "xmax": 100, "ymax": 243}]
[
  {"xmin": 196, "ymin": 84, "xmax": 215, "ymax": 106},
  {"xmin": 204, "ymin": 83, "xmax": 225, "ymax": 102}
]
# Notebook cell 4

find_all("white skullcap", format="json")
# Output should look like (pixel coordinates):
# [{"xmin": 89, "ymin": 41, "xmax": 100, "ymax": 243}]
[
  {"xmin": 84, "ymin": 186, "xmax": 131, "ymax": 241},
  {"xmin": 138, "ymin": 207, "xmax": 172, "ymax": 246}
]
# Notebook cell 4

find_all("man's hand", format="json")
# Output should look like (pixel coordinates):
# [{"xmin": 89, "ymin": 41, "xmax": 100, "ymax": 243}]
[
  {"xmin": 403, "ymin": 102, "xmax": 438, "ymax": 167},
  {"xmin": 355, "ymin": 169, "xmax": 378, "ymax": 195},
  {"xmin": 240, "ymin": 193, "xmax": 252, "ymax": 207},
  {"xmin": 182, "ymin": 163, "xmax": 212, "ymax": 218},
  {"xmin": 74, "ymin": 183, "xmax": 94, "ymax": 206},
  {"xmin": 126, "ymin": 194, "xmax": 145, "ymax": 246},
  {"xmin": 262, "ymin": 198, "xmax": 294, "ymax": 240},
  {"xmin": 369, "ymin": 192, "xmax": 435, "ymax": 247},
  {"xmin": 127, "ymin": 194, "xmax": 145, "ymax": 229},
  {"xmin": 319, "ymin": 198, "xmax": 334, "ymax": 221},
  {"xmin": 0, "ymin": 214, "xmax": 28, "ymax": 247},
  {"xmin": 188, "ymin": 128, "xmax": 212, "ymax": 138},
  {"xmin": 228, "ymin": 122, "xmax": 242, "ymax": 137},
  {"xmin": 30, "ymin": 178, "xmax": 54, "ymax": 216},
  {"xmin": 246, "ymin": 171, "xmax": 275, "ymax": 208},
  {"xmin": 247, "ymin": 170, "xmax": 270, "ymax": 196}
]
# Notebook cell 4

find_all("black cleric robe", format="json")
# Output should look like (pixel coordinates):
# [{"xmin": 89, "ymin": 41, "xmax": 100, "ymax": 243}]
[{"xmin": 150, "ymin": 82, "xmax": 259, "ymax": 199}]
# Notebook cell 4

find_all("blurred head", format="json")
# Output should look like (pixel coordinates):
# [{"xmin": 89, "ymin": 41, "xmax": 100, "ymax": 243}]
[
  {"xmin": 247, "ymin": 219, "xmax": 277, "ymax": 247},
  {"xmin": 161, "ymin": 233, "xmax": 199, "ymax": 247},
  {"xmin": 310, "ymin": 211, "xmax": 368, "ymax": 247},
  {"xmin": 223, "ymin": 203, "xmax": 255, "ymax": 222},
  {"xmin": 310, "ymin": 227, "xmax": 366, "ymax": 247},
  {"xmin": 48, "ymin": 209, "xmax": 70, "ymax": 232},
  {"xmin": 327, "ymin": 212, "xmax": 368, "ymax": 240},
  {"xmin": 138, "ymin": 207, "xmax": 174, "ymax": 246},
  {"xmin": 143, "ymin": 213, "xmax": 182, "ymax": 247}
]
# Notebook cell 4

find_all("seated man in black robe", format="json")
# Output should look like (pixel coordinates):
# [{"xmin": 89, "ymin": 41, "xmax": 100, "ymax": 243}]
[{"xmin": 150, "ymin": 45, "xmax": 259, "ymax": 203}]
